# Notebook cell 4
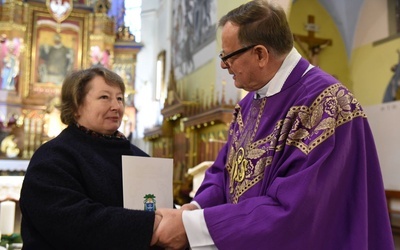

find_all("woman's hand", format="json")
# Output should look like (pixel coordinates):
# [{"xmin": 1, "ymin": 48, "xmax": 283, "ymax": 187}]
[{"xmin": 150, "ymin": 210, "xmax": 163, "ymax": 246}]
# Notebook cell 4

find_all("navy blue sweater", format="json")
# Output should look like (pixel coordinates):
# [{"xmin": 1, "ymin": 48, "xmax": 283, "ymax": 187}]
[{"xmin": 20, "ymin": 125, "xmax": 155, "ymax": 249}]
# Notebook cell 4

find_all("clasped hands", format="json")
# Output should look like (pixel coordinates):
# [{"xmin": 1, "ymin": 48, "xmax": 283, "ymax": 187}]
[{"xmin": 151, "ymin": 203, "xmax": 198, "ymax": 250}]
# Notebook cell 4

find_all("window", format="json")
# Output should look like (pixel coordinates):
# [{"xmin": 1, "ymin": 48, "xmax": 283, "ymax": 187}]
[
  {"xmin": 155, "ymin": 51, "xmax": 166, "ymax": 101},
  {"xmin": 124, "ymin": 0, "xmax": 142, "ymax": 42}
]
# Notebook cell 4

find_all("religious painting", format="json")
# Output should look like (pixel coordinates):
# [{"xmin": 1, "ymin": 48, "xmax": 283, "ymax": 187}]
[
  {"xmin": 46, "ymin": 0, "xmax": 73, "ymax": 23},
  {"xmin": 29, "ymin": 12, "xmax": 84, "ymax": 96},
  {"xmin": 90, "ymin": 46, "xmax": 111, "ymax": 69},
  {"xmin": 0, "ymin": 36, "xmax": 24, "ymax": 92},
  {"xmin": 112, "ymin": 63, "xmax": 135, "ymax": 105},
  {"xmin": 172, "ymin": 0, "xmax": 217, "ymax": 79}
]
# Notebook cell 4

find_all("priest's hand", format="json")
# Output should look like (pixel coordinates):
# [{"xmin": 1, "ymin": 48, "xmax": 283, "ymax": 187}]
[
  {"xmin": 153, "ymin": 208, "xmax": 189, "ymax": 250},
  {"xmin": 180, "ymin": 203, "xmax": 198, "ymax": 211}
]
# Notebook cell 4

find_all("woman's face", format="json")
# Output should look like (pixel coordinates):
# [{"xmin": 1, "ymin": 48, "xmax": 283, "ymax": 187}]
[{"xmin": 75, "ymin": 75, "xmax": 125, "ymax": 135}]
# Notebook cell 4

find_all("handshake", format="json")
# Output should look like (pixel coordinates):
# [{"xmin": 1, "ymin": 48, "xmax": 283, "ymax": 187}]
[{"xmin": 150, "ymin": 203, "xmax": 198, "ymax": 250}]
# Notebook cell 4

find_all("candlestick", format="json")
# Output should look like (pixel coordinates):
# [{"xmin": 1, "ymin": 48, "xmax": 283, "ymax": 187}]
[{"xmin": 0, "ymin": 200, "xmax": 16, "ymax": 235}]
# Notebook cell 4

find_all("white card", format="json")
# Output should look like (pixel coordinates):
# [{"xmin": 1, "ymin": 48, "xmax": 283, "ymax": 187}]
[{"xmin": 122, "ymin": 155, "xmax": 174, "ymax": 210}]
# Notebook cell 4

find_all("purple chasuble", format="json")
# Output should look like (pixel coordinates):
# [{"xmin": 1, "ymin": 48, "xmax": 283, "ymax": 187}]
[{"xmin": 193, "ymin": 58, "xmax": 394, "ymax": 250}]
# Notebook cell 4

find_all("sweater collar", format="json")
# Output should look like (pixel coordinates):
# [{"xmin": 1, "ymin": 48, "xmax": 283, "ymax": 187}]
[{"xmin": 75, "ymin": 123, "xmax": 127, "ymax": 140}]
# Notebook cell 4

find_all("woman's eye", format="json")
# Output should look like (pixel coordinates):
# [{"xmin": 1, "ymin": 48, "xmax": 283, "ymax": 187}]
[
  {"xmin": 117, "ymin": 97, "xmax": 124, "ymax": 101},
  {"xmin": 100, "ymin": 95, "xmax": 109, "ymax": 99}
]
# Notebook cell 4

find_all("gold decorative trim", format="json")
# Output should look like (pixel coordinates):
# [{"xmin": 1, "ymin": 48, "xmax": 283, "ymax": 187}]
[
  {"xmin": 227, "ymin": 83, "xmax": 366, "ymax": 203},
  {"xmin": 89, "ymin": 34, "xmax": 115, "ymax": 44},
  {"xmin": 0, "ymin": 23, "xmax": 26, "ymax": 32}
]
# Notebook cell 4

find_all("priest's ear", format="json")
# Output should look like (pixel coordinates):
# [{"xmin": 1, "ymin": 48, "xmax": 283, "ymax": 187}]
[{"xmin": 254, "ymin": 45, "xmax": 269, "ymax": 64}]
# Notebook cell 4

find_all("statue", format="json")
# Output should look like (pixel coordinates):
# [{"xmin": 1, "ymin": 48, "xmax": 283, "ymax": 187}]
[
  {"xmin": 383, "ymin": 50, "xmax": 400, "ymax": 103},
  {"xmin": 0, "ymin": 134, "xmax": 20, "ymax": 158},
  {"xmin": 116, "ymin": 24, "xmax": 135, "ymax": 41}
]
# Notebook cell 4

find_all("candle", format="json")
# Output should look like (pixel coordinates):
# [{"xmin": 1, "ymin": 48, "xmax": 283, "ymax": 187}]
[{"xmin": 0, "ymin": 200, "xmax": 16, "ymax": 235}]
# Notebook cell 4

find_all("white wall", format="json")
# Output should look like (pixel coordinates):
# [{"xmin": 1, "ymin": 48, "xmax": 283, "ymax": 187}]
[
  {"xmin": 363, "ymin": 101, "xmax": 400, "ymax": 191},
  {"xmin": 133, "ymin": 0, "xmax": 173, "ymax": 154}
]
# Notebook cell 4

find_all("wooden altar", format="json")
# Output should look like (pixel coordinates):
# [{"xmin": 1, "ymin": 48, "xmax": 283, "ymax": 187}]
[{"xmin": 0, "ymin": 0, "xmax": 142, "ymax": 163}]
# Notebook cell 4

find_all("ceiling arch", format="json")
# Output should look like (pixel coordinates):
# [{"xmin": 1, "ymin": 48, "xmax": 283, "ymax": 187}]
[{"xmin": 318, "ymin": 0, "xmax": 364, "ymax": 57}]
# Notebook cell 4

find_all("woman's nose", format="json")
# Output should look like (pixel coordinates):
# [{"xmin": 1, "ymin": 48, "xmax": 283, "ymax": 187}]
[{"xmin": 110, "ymin": 99, "xmax": 121, "ymax": 110}]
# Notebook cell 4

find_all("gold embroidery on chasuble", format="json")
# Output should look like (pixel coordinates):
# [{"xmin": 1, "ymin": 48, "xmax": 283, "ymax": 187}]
[
  {"xmin": 227, "ymin": 98, "xmax": 271, "ymax": 204},
  {"xmin": 227, "ymin": 83, "xmax": 366, "ymax": 204},
  {"xmin": 284, "ymin": 83, "xmax": 366, "ymax": 154}
]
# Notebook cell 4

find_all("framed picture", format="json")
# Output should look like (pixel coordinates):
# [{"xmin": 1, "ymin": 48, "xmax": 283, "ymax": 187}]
[
  {"xmin": 28, "ymin": 10, "xmax": 86, "ymax": 97},
  {"xmin": 0, "ymin": 36, "xmax": 24, "ymax": 93},
  {"xmin": 172, "ymin": 0, "xmax": 217, "ymax": 79}
]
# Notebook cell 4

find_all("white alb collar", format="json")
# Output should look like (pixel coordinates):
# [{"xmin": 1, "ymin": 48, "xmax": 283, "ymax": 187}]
[{"xmin": 255, "ymin": 48, "xmax": 312, "ymax": 98}]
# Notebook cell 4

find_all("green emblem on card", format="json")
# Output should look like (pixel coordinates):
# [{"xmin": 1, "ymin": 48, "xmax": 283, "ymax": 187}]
[{"xmin": 143, "ymin": 194, "xmax": 156, "ymax": 211}]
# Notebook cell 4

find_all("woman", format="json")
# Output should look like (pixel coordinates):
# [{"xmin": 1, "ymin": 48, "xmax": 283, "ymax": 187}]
[{"xmin": 20, "ymin": 67, "xmax": 161, "ymax": 249}]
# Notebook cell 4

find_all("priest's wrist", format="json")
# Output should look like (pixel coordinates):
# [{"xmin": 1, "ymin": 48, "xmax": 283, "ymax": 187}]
[{"xmin": 181, "ymin": 203, "xmax": 198, "ymax": 211}]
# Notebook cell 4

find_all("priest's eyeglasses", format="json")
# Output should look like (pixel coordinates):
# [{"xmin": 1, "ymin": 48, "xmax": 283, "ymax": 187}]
[{"xmin": 219, "ymin": 45, "xmax": 256, "ymax": 67}]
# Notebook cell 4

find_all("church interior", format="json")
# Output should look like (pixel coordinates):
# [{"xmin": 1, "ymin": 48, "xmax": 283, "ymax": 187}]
[{"xmin": 0, "ymin": 0, "xmax": 400, "ymax": 247}]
